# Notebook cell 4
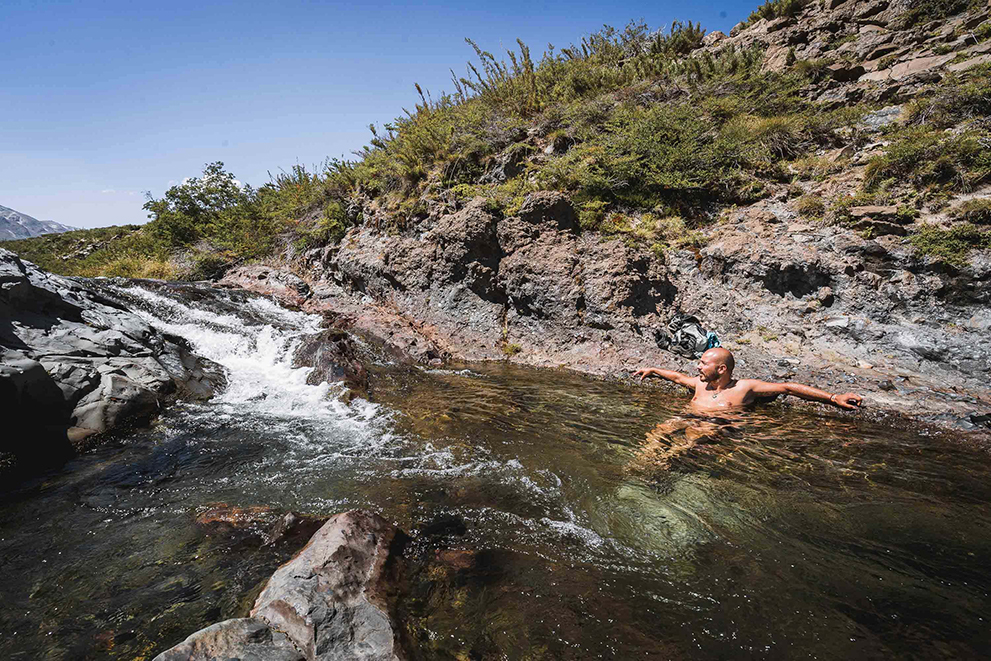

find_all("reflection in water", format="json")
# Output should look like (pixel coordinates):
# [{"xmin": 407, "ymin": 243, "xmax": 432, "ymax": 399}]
[{"xmin": 1, "ymin": 282, "xmax": 990, "ymax": 660}]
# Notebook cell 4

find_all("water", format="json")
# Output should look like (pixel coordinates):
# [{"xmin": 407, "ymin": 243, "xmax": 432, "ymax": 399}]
[{"xmin": 1, "ymin": 282, "xmax": 990, "ymax": 660}]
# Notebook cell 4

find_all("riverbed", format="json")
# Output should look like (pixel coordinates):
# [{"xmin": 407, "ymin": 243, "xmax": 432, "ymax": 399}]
[{"xmin": 1, "ymin": 282, "xmax": 989, "ymax": 660}]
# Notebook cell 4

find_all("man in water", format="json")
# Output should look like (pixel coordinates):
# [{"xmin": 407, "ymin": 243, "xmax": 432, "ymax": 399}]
[{"xmin": 634, "ymin": 347, "xmax": 862, "ymax": 412}]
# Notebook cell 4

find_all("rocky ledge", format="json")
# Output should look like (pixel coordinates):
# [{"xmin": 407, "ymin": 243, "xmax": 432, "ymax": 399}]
[
  {"xmin": 154, "ymin": 510, "xmax": 407, "ymax": 661},
  {"xmin": 0, "ymin": 249, "xmax": 225, "ymax": 480},
  {"xmin": 219, "ymin": 191, "xmax": 990, "ymax": 434}
]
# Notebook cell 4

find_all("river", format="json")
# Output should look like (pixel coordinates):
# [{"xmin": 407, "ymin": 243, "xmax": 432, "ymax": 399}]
[{"xmin": 1, "ymin": 281, "xmax": 989, "ymax": 660}]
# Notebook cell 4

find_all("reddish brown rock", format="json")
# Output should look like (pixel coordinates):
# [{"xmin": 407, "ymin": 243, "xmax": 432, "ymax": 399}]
[
  {"xmin": 948, "ymin": 54, "xmax": 991, "ymax": 73},
  {"xmin": 217, "ymin": 265, "xmax": 311, "ymax": 307},
  {"xmin": 888, "ymin": 53, "xmax": 956, "ymax": 79},
  {"xmin": 762, "ymin": 44, "xmax": 793, "ymax": 73}
]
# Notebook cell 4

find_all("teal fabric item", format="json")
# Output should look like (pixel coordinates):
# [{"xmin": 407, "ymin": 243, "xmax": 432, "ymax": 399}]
[{"xmin": 705, "ymin": 331, "xmax": 720, "ymax": 350}]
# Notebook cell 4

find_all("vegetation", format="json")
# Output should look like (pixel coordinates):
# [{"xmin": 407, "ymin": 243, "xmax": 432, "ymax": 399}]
[
  {"xmin": 896, "ymin": 0, "xmax": 985, "ymax": 28},
  {"xmin": 796, "ymin": 194, "xmax": 825, "ymax": 219},
  {"xmin": 845, "ymin": 67, "xmax": 991, "ymax": 219},
  {"xmin": 903, "ymin": 66, "xmax": 991, "ymax": 128},
  {"xmin": 745, "ymin": 0, "xmax": 808, "ymax": 26},
  {"xmin": 862, "ymin": 126, "xmax": 991, "ymax": 197},
  {"xmin": 909, "ymin": 222, "xmax": 991, "ymax": 266},
  {"xmin": 950, "ymin": 198, "xmax": 991, "ymax": 224},
  {"xmin": 2, "ymin": 225, "xmax": 159, "ymax": 277},
  {"xmin": 8, "ymin": 10, "xmax": 991, "ymax": 280}
]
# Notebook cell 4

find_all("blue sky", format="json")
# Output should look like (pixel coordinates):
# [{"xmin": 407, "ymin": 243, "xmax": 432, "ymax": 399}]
[{"xmin": 3, "ymin": 0, "xmax": 756, "ymax": 229}]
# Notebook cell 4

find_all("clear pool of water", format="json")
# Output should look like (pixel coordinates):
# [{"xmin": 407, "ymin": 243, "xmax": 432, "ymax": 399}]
[{"xmin": 1, "ymin": 282, "xmax": 989, "ymax": 660}]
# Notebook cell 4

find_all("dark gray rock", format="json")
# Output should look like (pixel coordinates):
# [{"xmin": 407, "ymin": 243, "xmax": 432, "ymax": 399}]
[
  {"xmin": 0, "ymin": 350, "xmax": 74, "ymax": 469},
  {"xmin": 0, "ymin": 249, "xmax": 226, "ymax": 473}
]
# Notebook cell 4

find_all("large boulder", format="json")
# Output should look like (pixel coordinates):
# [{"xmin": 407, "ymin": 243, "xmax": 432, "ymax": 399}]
[
  {"xmin": 154, "ymin": 511, "xmax": 408, "ymax": 661},
  {"xmin": 292, "ymin": 329, "xmax": 370, "ymax": 398},
  {"xmin": 154, "ymin": 618, "xmax": 304, "ymax": 661},
  {"xmin": 0, "ymin": 249, "xmax": 227, "ymax": 473}
]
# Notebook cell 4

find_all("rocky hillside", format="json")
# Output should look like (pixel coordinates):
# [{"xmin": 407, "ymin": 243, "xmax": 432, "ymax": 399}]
[
  {"xmin": 0, "ymin": 204, "xmax": 76, "ymax": 241},
  {"xmin": 219, "ymin": 0, "xmax": 991, "ymax": 432}
]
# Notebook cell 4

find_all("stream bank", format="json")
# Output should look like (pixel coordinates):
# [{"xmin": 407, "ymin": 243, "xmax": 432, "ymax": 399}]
[{"xmin": 218, "ymin": 192, "xmax": 991, "ymax": 435}]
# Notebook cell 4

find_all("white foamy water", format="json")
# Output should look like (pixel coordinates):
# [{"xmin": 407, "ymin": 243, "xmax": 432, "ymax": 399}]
[{"xmin": 113, "ymin": 284, "xmax": 386, "ymax": 426}]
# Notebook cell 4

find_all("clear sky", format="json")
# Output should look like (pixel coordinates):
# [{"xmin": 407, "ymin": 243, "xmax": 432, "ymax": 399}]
[{"xmin": 2, "ymin": 0, "xmax": 756, "ymax": 229}]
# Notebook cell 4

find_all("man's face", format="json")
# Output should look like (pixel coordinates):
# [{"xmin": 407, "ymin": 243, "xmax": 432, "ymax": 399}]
[{"xmin": 696, "ymin": 353, "xmax": 724, "ymax": 383}]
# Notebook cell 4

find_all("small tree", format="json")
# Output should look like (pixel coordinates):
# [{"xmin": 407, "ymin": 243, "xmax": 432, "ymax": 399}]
[{"xmin": 143, "ymin": 162, "xmax": 254, "ymax": 247}]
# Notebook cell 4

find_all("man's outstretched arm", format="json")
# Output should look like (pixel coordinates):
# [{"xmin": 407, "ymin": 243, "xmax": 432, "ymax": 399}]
[
  {"xmin": 633, "ymin": 367, "xmax": 696, "ymax": 390},
  {"xmin": 745, "ymin": 380, "xmax": 862, "ymax": 410}
]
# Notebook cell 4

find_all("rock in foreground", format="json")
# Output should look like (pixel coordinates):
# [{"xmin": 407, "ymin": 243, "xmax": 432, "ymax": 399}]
[{"xmin": 154, "ymin": 510, "xmax": 407, "ymax": 661}]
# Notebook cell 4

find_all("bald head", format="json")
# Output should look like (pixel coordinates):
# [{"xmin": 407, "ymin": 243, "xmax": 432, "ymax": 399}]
[
  {"xmin": 697, "ymin": 348, "xmax": 735, "ymax": 384},
  {"xmin": 703, "ymin": 347, "xmax": 735, "ymax": 373}
]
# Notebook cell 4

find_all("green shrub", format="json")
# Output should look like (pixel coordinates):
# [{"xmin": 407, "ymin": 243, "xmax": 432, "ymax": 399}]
[
  {"xmin": 790, "ymin": 155, "xmax": 843, "ymax": 180},
  {"xmin": 950, "ymin": 198, "xmax": 991, "ymax": 224},
  {"xmin": 88, "ymin": 255, "xmax": 178, "ymax": 280},
  {"xmin": 791, "ymin": 59, "xmax": 833, "ymax": 82},
  {"xmin": 578, "ymin": 200, "xmax": 609, "ymax": 229},
  {"xmin": 909, "ymin": 222, "xmax": 990, "ymax": 266},
  {"xmin": 896, "ymin": 0, "xmax": 972, "ymax": 28},
  {"xmin": 627, "ymin": 214, "xmax": 707, "ymax": 249},
  {"xmin": 904, "ymin": 69, "xmax": 991, "ymax": 128},
  {"xmin": 863, "ymin": 126, "xmax": 991, "ymax": 194},
  {"xmin": 895, "ymin": 204, "xmax": 919, "ymax": 223},
  {"xmin": 796, "ymin": 194, "xmax": 825, "ymax": 218},
  {"xmin": 746, "ymin": 0, "xmax": 807, "ymax": 25},
  {"xmin": 501, "ymin": 342, "xmax": 522, "ymax": 356}
]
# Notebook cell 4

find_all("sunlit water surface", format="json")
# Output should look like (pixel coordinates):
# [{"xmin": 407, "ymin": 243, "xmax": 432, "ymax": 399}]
[{"xmin": 1, "ymin": 282, "xmax": 989, "ymax": 660}]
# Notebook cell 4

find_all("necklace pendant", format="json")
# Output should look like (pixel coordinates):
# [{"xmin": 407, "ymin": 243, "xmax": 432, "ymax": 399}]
[{"xmin": 712, "ymin": 393, "xmax": 719, "ymax": 399}]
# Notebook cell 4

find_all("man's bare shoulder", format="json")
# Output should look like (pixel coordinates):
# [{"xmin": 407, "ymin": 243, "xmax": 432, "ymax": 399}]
[
  {"xmin": 733, "ymin": 378, "xmax": 765, "ymax": 388},
  {"xmin": 735, "ymin": 378, "xmax": 788, "ymax": 394}
]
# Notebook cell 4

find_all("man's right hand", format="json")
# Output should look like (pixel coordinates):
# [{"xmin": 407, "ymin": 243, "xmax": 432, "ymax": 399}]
[{"xmin": 633, "ymin": 368, "xmax": 654, "ymax": 381}]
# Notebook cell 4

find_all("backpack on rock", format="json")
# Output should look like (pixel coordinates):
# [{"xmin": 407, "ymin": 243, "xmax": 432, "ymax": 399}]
[{"xmin": 654, "ymin": 313, "xmax": 720, "ymax": 359}]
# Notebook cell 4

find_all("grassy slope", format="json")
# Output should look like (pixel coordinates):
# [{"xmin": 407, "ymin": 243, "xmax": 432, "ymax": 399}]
[{"xmin": 6, "ymin": 0, "xmax": 991, "ymax": 278}]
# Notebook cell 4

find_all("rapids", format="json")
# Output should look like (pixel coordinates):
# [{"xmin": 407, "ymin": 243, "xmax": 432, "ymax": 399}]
[{"xmin": 1, "ymin": 281, "xmax": 989, "ymax": 660}]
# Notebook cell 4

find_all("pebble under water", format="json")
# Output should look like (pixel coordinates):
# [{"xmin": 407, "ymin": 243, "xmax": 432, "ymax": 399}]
[{"xmin": 1, "ymin": 282, "xmax": 990, "ymax": 660}]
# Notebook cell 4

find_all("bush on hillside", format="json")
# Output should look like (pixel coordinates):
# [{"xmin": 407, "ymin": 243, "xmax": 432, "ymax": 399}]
[
  {"xmin": 909, "ymin": 222, "xmax": 990, "ymax": 266},
  {"xmin": 746, "ymin": 0, "xmax": 808, "ymax": 25},
  {"xmin": 950, "ymin": 198, "xmax": 991, "ymax": 224}
]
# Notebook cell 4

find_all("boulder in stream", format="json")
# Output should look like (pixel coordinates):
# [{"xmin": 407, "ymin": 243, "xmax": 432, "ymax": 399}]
[
  {"xmin": 292, "ymin": 329, "xmax": 370, "ymax": 399},
  {"xmin": 154, "ymin": 510, "xmax": 408, "ymax": 661}
]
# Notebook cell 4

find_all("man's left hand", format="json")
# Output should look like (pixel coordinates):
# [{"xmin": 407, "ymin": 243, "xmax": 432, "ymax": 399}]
[{"xmin": 833, "ymin": 393, "xmax": 862, "ymax": 410}]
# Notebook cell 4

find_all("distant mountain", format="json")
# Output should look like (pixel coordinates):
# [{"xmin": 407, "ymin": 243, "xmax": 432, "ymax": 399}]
[{"xmin": 0, "ymin": 204, "xmax": 77, "ymax": 241}]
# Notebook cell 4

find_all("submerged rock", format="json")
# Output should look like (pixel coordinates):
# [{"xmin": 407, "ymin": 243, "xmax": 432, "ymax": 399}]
[{"xmin": 154, "ymin": 510, "xmax": 408, "ymax": 661}]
